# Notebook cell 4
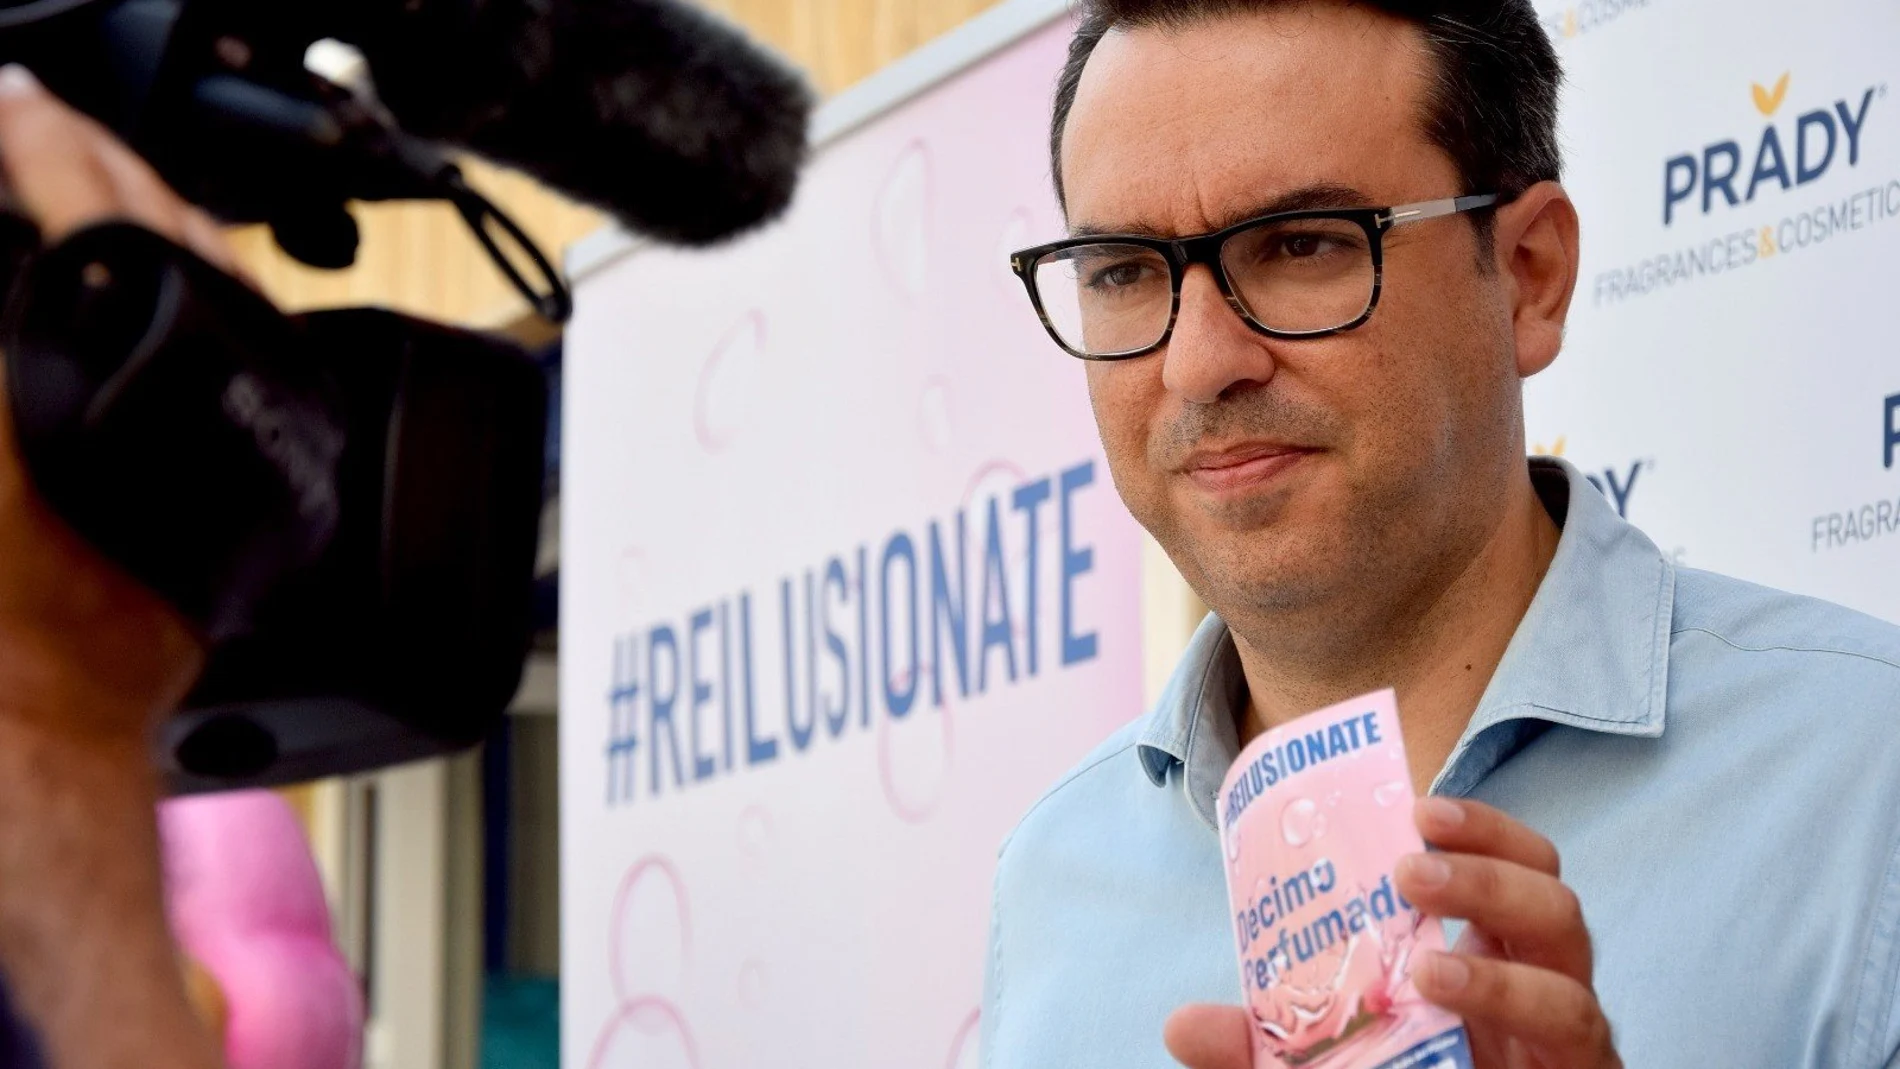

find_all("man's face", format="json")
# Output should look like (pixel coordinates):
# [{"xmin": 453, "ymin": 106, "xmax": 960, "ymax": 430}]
[{"xmin": 1061, "ymin": 3, "xmax": 1529, "ymax": 624}]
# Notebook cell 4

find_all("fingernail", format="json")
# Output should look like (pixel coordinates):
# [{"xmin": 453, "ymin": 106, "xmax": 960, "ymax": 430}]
[
  {"xmin": 1423, "ymin": 951, "xmax": 1470, "ymax": 992},
  {"xmin": 1416, "ymin": 796, "xmax": 1465, "ymax": 830},
  {"xmin": 0, "ymin": 65, "xmax": 41, "ymax": 98},
  {"xmin": 1401, "ymin": 852, "xmax": 1452, "ymax": 888}
]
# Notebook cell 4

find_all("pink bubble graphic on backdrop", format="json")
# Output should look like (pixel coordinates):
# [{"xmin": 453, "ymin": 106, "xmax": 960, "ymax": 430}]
[
  {"xmin": 961, "ymin": 459, "xmax": 1029, "ymax": 518},
  {"xmin": 878, "ymin": 663, "xmax": 956, "ymax": 823},
  {"xmin": 609, "ymin": 856, "xmax": 692, "ymax": 1006},
  {"xmin": 871, "ymin": 457, "xmax": 1039, "ymax": 824},
  {"xmin": 962, "ymin": 458, "xmax": 1034, "ymax": 649},
  {"xmin": 731, "ymin": 807, "xmax": 775, "ymax": 1010},
  {"xmin": 872, "ymin": 140, "xmax": 934, "ymax": 301},
  {"xmin": 943, "ymin": 1008, "xmax": 981, "ymax": 1069},
  {"xmin": 918, "ymin": 375, "xmax": 955, "ymax": 452},
  {"xmin": 693, "ymin": 310, "xmax": 766, "ymax": 453},
  {"xmin": 586, "ymin": 997, "xmax": 701, "ymax": 1069}
]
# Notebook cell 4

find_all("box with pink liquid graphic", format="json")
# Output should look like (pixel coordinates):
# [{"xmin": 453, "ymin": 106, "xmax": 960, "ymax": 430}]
[{"xmin": 1216, "ymin": 689, "xmax": 1473, "ymax": 1069}]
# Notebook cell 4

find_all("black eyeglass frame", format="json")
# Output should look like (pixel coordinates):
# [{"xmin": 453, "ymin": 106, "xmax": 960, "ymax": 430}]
[{"xmin": 1007, "ymin": 193, "xmax": 1500, "ymax": 361}]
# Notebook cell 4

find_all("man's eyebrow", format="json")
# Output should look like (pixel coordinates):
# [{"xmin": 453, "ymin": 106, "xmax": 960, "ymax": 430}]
[{"xmin": 1068, "ymin": 184, "xmax": 1372, "ymax": 239}]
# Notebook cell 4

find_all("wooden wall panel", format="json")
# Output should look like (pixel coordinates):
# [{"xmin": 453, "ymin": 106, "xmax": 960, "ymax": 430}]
[{"xmin": 230, "ymin": 0, "xmax": 1004, "ymax": 328}]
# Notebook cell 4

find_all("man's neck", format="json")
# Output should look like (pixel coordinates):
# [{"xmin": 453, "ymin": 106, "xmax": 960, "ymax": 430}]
[{"xmin": 1232, "ymin": 471, "xmax": 1562, "ymax": 794}]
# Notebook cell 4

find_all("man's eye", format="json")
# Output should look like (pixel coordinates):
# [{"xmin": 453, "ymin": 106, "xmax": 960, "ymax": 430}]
[
  {"xmin": 1278, "ymin": 233, "xmax": 1337, "ymax": 258},
  {"xmin": 1085, "ymin": 261, "xmax": 1154, "ymax": 289}
]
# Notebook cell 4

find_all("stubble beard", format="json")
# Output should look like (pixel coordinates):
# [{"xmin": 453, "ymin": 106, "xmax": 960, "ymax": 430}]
[{"xmin": 1152, "ymin": 429, "xmax": 1502, "ymax": 674}]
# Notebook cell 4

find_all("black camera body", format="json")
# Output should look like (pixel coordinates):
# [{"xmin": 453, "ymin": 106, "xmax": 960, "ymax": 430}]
[
  {"xmin": 3, "ymin": 210, "xmax": 548, "ymax": 790},
  {"xmin": 161, "ymin": 303, "xmax": 548, "ymax": 788},
  {"xmin": 0, "ymin": 0, "xmax": 557, "ymax": 788},
  {"xmin": 0, "ymin": 0, "xmax": 807, "ymax": 788}
]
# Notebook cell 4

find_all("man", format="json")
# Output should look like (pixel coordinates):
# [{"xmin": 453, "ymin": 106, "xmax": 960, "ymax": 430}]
[
  {"xmin": 982, "ymin": 1, "xmax": 1900, "ymax": 1067},
  {"xmin": 0, "ymin": 64, "xmax": 239, "ymax": 1069}
]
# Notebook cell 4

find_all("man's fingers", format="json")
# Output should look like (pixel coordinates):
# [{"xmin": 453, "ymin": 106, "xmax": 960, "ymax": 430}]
[
  {"xmin": 1396, "ymin": 850, "xmax": 1593, "ymax": 982},
  {"xmin": 1162, "ymin": 1004, "xmax": 1253, "ymax": 1069},
  {"xmin": 0, "ymin": 66, "xmax": 121, "ymax": 238},
  {"xmin": 1414, "ymin": 951, "xmax": 1619, "ymax": 1067},
  {"xmin": 1414, "ymin": 796, "xmax": 1561, "ymax": 877},
  {"xmin": 0, "ymin": 64, "xmax": 240, "ymax": 274}
]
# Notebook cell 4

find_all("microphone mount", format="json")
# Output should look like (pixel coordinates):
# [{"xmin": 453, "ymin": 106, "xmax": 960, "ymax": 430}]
[{"xmin": 3, "ymin": 0, "xmax": 575, "ymax": 321}]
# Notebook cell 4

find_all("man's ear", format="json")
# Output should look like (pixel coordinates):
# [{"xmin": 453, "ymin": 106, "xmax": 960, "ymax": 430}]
[{"xmin": 1492, "ymin": 182, "xmax": 1580, "ymax": 379}]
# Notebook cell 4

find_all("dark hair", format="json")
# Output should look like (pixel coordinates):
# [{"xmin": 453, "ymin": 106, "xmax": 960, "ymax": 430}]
[{"xmin": 1048, "ymin": 0, "xmax": 1563, "ymax": 218}]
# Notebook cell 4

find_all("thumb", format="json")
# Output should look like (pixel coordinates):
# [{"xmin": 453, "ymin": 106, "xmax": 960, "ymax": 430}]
[{"xmin": 1163, "ymin": 1004, "xmax": 1254, "ymax": 1069}]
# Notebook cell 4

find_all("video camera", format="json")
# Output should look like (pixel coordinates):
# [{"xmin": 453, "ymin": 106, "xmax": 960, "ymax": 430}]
[{"xmin": 0, "ymin": 0, "xmax": 810, "ymax": 788}]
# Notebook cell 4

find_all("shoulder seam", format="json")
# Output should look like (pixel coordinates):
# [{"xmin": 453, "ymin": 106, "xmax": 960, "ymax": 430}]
[
  {"xmin": 1668, "ymin": 626, "xmax": 1900, "ymax": 675},
  {"xmin": 995, "ymin": 738, "xmax": 1142, "ymax": 863}
]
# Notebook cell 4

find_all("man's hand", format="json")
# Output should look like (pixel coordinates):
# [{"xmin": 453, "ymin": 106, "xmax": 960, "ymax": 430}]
[
  {"xmin": 1395, "ymin": 797, "xmax": 1621, "ymax": 1068},
  {"xmin": 0, "ymin": 62, "xmax": 235, "ymax": 1069},
  {"xmin": 0, "ymin": 64, "xmax": 240, "ymax": 263},
  {"xmin": 1164, "ymin": 797, "xmax": 1621, "ymax": 1069}
]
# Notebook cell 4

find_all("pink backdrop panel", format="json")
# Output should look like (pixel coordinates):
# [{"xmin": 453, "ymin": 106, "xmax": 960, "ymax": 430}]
[{"xmin": 561, "ymin": 15, "xmax": 1149, "ymax": 1069}]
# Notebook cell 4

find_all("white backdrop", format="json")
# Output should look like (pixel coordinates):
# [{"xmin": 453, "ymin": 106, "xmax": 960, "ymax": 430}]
[
  {"xmin": 559, "ymin": 6, "xmax": 1146, "ymax": 1068},
  {"xmin": 1523, "ymin": 0, "xmax": 1900, "ymax": 613},
  {"xmin": 560, "ymin": 0, "xmax": 1900, "ymax": 1065}
]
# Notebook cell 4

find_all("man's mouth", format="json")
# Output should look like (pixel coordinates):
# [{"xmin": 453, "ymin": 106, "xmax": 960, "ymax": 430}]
[{"xmin": 1180, "ymin": 442, "xmax": 1318, "ymax": 495}]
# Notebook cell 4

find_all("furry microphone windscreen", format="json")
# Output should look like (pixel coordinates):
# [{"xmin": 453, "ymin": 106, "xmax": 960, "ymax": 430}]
[{"xmin": 355, "ymin": 0, "xmax": 814, "ymax": 246}]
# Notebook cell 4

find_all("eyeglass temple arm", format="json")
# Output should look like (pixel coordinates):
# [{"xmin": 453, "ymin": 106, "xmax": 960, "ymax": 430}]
[{"xmin": 1380, "ymin": 193, "xmax": 1499, "ymax": 227}]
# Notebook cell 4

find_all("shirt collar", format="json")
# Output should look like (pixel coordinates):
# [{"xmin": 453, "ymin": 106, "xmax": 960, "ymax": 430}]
[
  {"xmin": 1136, "ymin": 610, "xmax": 1245, "ymax": 801},
  {"xmin": 1136, "ymin": 457, "xmax": 1676, "ymax": 825},
  {"xmin": 1438, "ymin": 456, "xmax": 1675, "ymax": 791}
]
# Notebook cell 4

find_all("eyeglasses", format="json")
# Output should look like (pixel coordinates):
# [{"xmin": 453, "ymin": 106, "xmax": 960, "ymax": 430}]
[{"xmin": 1008, "ymin": 194, "xmax": 1499, "ymax": 360}]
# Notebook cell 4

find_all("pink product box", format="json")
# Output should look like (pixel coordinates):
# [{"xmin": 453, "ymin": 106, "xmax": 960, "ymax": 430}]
[{"xmin": 1216, "ymin": 689, "xmax": 1473, "ymax": 1069}]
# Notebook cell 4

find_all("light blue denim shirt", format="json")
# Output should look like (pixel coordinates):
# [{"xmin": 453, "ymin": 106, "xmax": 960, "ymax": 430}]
[{"xmin": 981, "ymin": 457, "xmax": 1900, "ymax": 1068}]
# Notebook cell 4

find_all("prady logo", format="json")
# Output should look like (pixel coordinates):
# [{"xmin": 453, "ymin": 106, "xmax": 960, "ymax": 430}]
[
  {"xmin": 1664, "ymin": 73, "xmax": 1885, "ymax": 226},
  {"xmin": 1808, "ymin": 393, "xmax": 1900, "ymax": 553},
  {"xmin": 1888, "ymin": 393, "xmax": 1900, "ymax": 472}
]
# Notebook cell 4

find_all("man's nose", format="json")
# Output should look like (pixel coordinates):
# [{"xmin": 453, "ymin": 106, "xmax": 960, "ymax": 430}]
[{"xmin": 1160, "ymin": 265, "xmax": 1277, "ymax": 405}]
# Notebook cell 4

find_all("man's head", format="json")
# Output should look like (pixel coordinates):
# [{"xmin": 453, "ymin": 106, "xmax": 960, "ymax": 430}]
[
  {"xmin": 1051, "ymin": 0, "xmax": 1564, "ymax": 222},
  {"xmin": 1048, "ymin": 0, "xmax": 1580, "ymax": 641}
]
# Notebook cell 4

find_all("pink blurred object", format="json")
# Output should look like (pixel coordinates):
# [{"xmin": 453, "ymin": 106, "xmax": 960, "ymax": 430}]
[{"xmin": 159, "ymin": 790, "xmax": 364, "ymax": 1069}]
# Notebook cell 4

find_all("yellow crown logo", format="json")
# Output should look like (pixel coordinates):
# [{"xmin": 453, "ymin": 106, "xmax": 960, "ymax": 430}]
[
  {"xmin": 1529, "ymin": 435, "xmax": 1567, "ymax": 457},
  {"xmin": 1752, "ymin": 72, "xmax": 1790, "ymax": 116},
  {"xmin": 1561, "ymin": 8, "xmax": 1579, "ymax": 37}
]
